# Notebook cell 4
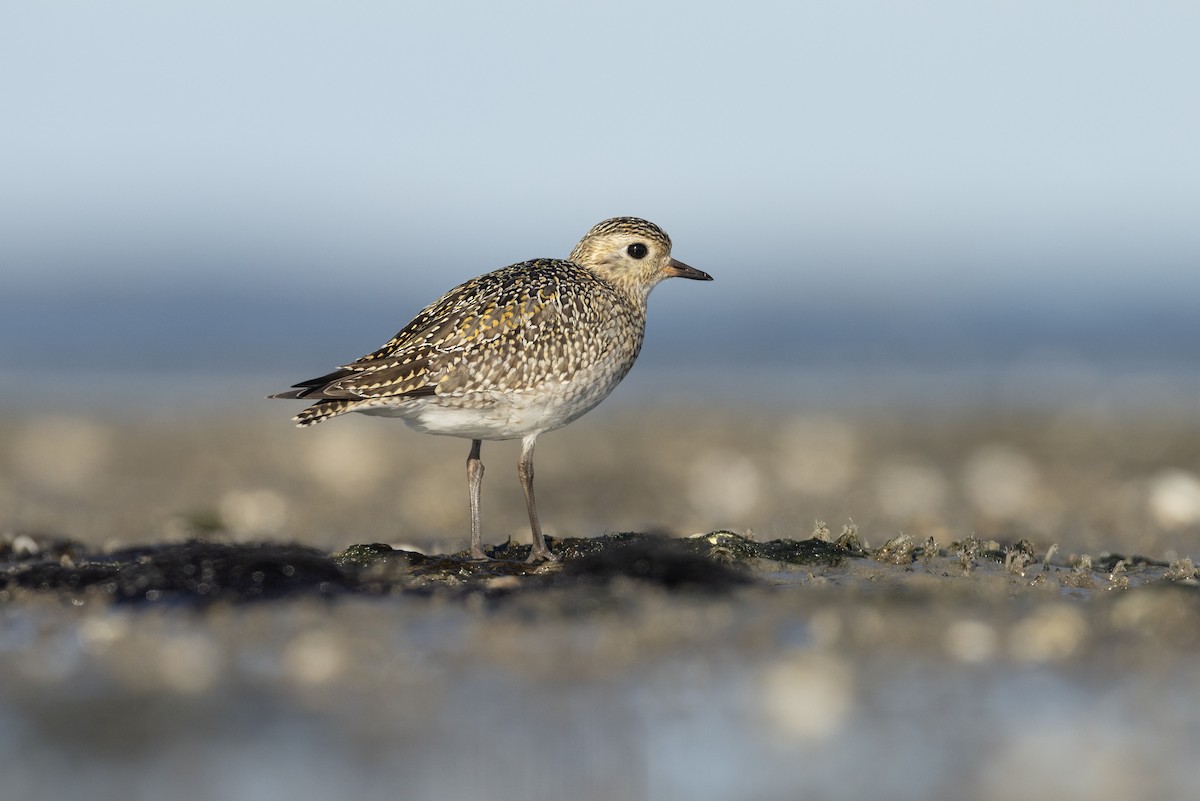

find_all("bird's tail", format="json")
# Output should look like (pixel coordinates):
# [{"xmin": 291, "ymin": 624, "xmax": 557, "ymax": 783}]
[{"xmin": 294, "ymin": 399, "xmax": 360, "ymax": 428}]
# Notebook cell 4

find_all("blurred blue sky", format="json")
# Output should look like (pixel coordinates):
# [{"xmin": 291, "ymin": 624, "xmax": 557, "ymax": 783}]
[{"xmin": 3, "ymin": 1, "xmax": 1199, "ymax": 401}]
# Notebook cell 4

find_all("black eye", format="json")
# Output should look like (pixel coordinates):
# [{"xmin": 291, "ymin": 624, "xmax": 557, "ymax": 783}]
[{"xmin": 626, "ymin": 243, "xmax": 648, "ymax": 259}]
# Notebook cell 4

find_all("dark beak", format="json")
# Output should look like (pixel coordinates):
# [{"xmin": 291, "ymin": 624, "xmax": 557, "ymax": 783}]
[{"xmin": 662, "ymin": 258, "xmax": 713, "ymax": 281}]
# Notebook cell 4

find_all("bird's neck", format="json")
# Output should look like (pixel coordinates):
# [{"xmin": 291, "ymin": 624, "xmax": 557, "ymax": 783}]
[{"xmin": 588, "ymin": 270, "xmax": 657, "ymax": 311}]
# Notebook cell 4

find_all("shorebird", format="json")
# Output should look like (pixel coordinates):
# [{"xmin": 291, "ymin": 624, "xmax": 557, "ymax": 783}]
[{"xmin": 271, "ymin": 217, "xmax": 712, "ymax": 561}]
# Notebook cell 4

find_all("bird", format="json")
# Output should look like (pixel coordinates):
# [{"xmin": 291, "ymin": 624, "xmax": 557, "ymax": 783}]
[{"xmin": 270, "ymin": 217, "xmax": 712, "ymax": 562}]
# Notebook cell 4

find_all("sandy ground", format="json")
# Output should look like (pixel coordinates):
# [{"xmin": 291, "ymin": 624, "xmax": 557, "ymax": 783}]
[
  {"xmin": 2, "ymin": 404, "xmax": 1200, "ymax": 800},
  {"xmin": 5, "ymin": 404, "xmax": 1200, "ymax": 558}
]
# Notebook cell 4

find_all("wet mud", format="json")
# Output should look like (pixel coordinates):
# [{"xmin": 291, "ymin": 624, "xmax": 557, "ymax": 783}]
[
  {"xmin": 8, "ymin": 529, "xmax": 1189, "ymax": 606},
  {"xmin": 2, "ymin": 529, "xmax": 1199, "ymax": 801}
]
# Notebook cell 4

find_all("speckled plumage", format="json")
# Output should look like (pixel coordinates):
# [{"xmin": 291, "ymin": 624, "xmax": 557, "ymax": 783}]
[{"xmin": 271, "ymin": 217, "xmax": 712, "ymax": 561}]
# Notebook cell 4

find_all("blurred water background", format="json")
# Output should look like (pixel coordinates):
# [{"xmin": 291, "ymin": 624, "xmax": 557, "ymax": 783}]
[
  {"xmin": 3, "ymin": 3, "xmax": 1200, "ymax": 800},
  {"xmin": 4, "ymin": 1, "xmax": 1199, "ymax": 414}
]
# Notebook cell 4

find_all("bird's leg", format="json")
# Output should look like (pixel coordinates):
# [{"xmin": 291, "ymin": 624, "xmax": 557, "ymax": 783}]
[
  {"xmin": 466, "ymin": 439, "xmax": 487, "ymax": 560},
  {"xmin": 518, "ymin": 435, "xmax": 557, "ymax": 563}
]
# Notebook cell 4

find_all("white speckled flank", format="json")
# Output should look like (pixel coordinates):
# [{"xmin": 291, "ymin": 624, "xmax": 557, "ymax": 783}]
[{"xmin": 271, "ymin": 217, "xmax": 712, "ymax": 561}]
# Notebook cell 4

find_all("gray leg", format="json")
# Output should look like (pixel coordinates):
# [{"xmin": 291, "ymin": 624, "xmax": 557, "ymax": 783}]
[
  {"xmin": 518, "ymin": 434, "xmax": 557, "ymax": 562},
  {"xmin": 467, "ymin": 439, "xmax": 487, "ymax": 560}
]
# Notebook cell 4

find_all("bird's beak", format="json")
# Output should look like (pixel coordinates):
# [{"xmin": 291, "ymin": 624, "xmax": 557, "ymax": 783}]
[{"xmin": 662, "ymin": 258, "xmax": 713, "ymax": 281}]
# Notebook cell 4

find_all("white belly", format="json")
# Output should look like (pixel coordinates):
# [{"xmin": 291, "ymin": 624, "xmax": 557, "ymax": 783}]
[{"xmin": 356, "ymin": 373, "xmax": 624, "ymax": 441}]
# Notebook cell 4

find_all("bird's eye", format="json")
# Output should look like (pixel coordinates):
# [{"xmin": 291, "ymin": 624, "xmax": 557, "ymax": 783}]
[{"xmin": 626, "ymin": 243, "xmax": 648, "ymax": 259}]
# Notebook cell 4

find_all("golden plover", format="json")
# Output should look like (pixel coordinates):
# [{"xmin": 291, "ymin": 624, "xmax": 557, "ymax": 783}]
[{"xmin": 271, "ymin": 217, "xmax": 712, "ymax": 561}]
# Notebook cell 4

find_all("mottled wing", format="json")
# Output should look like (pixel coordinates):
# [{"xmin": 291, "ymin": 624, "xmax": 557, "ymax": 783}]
[
  {"xmin": 268, "ymin": 286, "xmax": 472, "ymax": 402},
  {"xmin": 274, "ymin": 260, "xmax": 629, "ymax": 423}
]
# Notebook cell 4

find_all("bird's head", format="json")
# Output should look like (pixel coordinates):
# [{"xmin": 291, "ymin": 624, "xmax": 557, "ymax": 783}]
[{"xmin": 569, "ymin": 217, "xmax": 712, "ymax": 299}]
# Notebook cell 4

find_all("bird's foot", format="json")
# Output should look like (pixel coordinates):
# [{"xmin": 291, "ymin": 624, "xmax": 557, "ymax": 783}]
[
  {"xmin": 467, "ymin": 547, "xmax": 490, "ymax": 562},
  {"xmin": 525, "ymin": 546, "xmax": 559, "ymax": 564}
]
